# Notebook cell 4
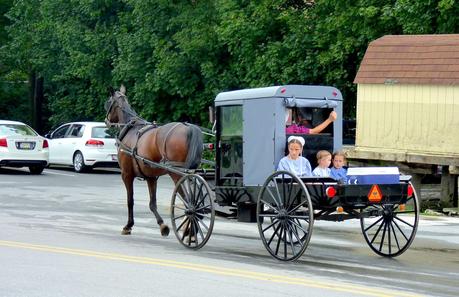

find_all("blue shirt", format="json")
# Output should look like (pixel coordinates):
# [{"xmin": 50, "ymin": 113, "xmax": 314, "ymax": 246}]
[
  {"xmin": 277, "ymin": 156, "xmax": 312, "ymax": 177},
  {"xmin": 330, "ymin": 167, "xmax": 347, "ymax": 183}
]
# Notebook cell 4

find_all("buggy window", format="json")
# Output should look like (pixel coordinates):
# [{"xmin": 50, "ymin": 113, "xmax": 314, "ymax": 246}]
[
  {"xmin": 217, "ymin": 105, "xmax": 243, "ymax": 187},
  {"xmin": 220, "ymin": 106, "xmax": 242, "ymax": 136}
]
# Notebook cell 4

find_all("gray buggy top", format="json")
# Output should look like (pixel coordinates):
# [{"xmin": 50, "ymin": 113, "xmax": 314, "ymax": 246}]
[{"xmin": 215, "ymin": 85, "xmax": 343, "ymax": 186}]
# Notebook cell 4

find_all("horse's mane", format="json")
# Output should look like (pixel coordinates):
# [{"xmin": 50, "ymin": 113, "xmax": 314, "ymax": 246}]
[{"xmin": 114, "ymin": 91, "xmax": 147, "ymax": 124}]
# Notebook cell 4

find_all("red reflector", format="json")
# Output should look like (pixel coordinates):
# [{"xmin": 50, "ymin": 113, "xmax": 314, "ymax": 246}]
[
  {"xmin": 85, "ymin": 139, "xmax": 104, "ymax": 146},
  {"xmin": 407, "ymin": 184, "xmax": 414, "ymax": 197},
  {"xmin": 42, "ymin": 139, "xmax": 49, "ymax": 148},
  {"xmin": 208, "ymin": 143, "xmax": 214, "ymax": 150},
  {"xmin": 0, "ymin": 138, "xmax": 7, "ymax": 147},
  {"xmin": 280, "ymin": 88, "xmax": 286, "ymax": 93},
  {"xmin": 368, "ymin": 184, "xmax": 383, "ymax": 203},
  {"xmin": 325, "ymin": 186, "xmax": 336, "ymax": 198}
]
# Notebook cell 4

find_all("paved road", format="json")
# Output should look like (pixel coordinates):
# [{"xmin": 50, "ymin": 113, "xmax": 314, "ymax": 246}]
[{"xmin": 0, "ymin": 167, "xmax": 458, "ymax": 297}]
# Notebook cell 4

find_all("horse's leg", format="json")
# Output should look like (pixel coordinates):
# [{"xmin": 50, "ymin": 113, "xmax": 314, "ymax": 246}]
[
  {"xmin": 147, "ymin": 177, "xmax": 170, "ymax": 236},
  {"xmin": 122, "ymin": 172, "xmax": 135, "ymax": 235}
]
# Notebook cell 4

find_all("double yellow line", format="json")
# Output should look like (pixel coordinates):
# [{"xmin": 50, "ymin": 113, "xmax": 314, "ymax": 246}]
[{"xmin": 0, "ymin": 240, "xmax": 422, "ymax": 297}]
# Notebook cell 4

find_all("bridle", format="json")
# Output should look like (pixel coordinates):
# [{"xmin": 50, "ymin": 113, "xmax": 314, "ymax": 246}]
[{"xmin": 104, "ymin": 92, "xmax": 143, "ymax": 128}]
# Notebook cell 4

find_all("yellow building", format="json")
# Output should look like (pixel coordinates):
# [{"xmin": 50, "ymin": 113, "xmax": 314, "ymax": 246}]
[{"xmin": 349, "ymin": 34, "xmax": 459, "ymax": 207}]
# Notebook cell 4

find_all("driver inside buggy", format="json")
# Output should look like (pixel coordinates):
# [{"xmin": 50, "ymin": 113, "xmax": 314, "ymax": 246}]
[{"xmin": 285, "ymin": 108, "xmax": 337, "ymax": 134}]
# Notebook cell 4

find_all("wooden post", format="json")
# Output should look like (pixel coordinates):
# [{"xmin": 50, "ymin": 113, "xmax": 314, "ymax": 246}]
[
  {"xmin": 454, "ymin": 176, "xmax": 458, "ymax": 208},
  {"xmin": 440, "ymin": 166, "xmax": 455, "ymax": 207}
]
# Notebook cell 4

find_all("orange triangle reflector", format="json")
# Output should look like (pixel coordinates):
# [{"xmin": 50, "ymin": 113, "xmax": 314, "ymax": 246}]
[{"xmin": 368, "ymin": 184, "xmax": 383, "ymax": 203}]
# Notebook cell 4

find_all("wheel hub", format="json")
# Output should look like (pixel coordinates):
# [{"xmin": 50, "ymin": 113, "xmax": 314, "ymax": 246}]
[
  {"xmin": 185, "ymin": 208, "xmax": 195, "ymax": 216},
  {"xmin": 383, "ymin": 207, "xmax": 393, "ymax": 217},
  {"xmin": 277, "ymin": 209, "xmax": 289, "ymax": 221}
]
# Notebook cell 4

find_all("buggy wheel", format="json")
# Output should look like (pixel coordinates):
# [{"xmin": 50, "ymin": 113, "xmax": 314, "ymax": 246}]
[
  {"xmin": 257, "ymin": 171, "xmax": 314, "ymax": 261},
  {"xmin": 360, "ymin": 182, "xmax": 419, "ymax": 257},
  {"xmin": 171, "ymin": 174, "xmax": 215, "ymax": 250}
]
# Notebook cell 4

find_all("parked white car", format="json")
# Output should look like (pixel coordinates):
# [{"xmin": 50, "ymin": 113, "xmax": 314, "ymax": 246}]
[
  {"xmin": 0, "ymin": 120, "xmax": 49, "ymax": 174},
  {"xmin": 46, "ymin": 122, "xmax": 118, "ymax": 172}
]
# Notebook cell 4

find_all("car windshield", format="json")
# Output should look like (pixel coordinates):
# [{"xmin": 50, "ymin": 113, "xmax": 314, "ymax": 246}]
[
  {"xmin": 91, "ymin": 126, "xmax": 116, "ymax": 139},
  {"xmin": 0, "ymin": 124, "xmax": 37, "ymax": 136}
]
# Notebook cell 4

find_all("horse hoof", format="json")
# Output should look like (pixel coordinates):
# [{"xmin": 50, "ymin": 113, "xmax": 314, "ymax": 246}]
[
  {"xmin": 160, "ymin": 224, "xmax": 170, "ymax": 237},
  {"xmin": 185, "ymin": 236, "xmax": 197, "ymax": 244},
  {"xmin": 121, "ymin": 228, "xmax": 131, "ymax": 235}
]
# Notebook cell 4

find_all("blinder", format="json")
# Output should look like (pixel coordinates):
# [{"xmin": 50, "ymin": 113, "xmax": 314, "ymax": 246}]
[{"xmin": 104, "ymin": 98, "xmax": 112, "ymax": 112}]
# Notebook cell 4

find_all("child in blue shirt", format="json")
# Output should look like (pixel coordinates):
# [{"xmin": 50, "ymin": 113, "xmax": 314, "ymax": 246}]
[{"xmin": 330, "ymin": 151, "xmax": 347, "ymax": 183}]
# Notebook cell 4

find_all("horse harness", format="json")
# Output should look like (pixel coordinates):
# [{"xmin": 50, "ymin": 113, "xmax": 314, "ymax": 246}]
[
  {"xmin": 106, "ymin": 92, "xmax": 189, "ymax": 178},
  {"xmin": 116, "ymin": 120, "xmax": 188, "ymax": 179}
]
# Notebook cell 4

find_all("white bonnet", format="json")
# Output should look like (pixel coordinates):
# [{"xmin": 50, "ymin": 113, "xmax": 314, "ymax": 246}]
[{"xmin": 287, "ymin": 135, "xmax": 305, "ymax": 147}]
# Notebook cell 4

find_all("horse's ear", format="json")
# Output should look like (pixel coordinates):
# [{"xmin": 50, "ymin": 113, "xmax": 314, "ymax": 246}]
[
  {"xmin": 120, "ymin": 84, "xmax": 126, "ymax": 95},
  {"xmin": 108, "ymin": 86, "xmax": 115, "ymax": 96}
]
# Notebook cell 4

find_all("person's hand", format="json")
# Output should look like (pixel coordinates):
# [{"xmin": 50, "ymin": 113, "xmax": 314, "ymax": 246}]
[{"xmin": 328, "ymin": 111, "xmax": 337, "ymax": 122}]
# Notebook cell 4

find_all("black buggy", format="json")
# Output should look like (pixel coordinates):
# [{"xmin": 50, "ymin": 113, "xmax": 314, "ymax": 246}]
[{"xmin": 156, "ymin": 85, "xmax": 419, "ymax": 261}]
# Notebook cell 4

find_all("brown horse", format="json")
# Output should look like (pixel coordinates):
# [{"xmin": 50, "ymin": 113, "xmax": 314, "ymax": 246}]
[{"xmin": 104, "ymin": 87, "xmax": 203, "ymax": 236}]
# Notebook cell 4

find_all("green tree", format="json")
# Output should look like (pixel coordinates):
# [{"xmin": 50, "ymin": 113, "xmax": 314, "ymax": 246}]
[
  {"xmin": 114, "ymin": 0, "xmax": 223, "ymax": 124},
  {"xmin": 0, "ymin": 0, "xmax": 29, "ymax": 123},
  {"xmin": 4, "ymin": 0, "xmax": 124, "ymax": 128},
  {"xmin": 3, "ymin": 0, "xmax": 459, "ymax": 127}
]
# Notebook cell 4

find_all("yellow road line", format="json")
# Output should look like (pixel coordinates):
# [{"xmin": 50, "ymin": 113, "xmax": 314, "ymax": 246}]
[{"xmin": 0, "ymin": 240, "xmax": 422, "ymax": 297}]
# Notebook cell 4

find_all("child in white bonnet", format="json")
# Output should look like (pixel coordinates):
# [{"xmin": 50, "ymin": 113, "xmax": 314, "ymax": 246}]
[{"xmin": 277, "ymin": 136, "xmax": 312, "ymax": 177}]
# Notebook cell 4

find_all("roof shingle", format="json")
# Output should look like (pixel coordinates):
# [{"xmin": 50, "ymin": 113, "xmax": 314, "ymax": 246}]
[{"xmin": 354, "ymin": 34, "xmax": 459, "ymax": 84}]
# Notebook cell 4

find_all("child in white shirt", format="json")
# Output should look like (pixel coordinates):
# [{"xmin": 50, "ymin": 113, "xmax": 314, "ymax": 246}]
[{"xmin": 312, "ymin": 150, "xmax": 332, "ymax": 177}]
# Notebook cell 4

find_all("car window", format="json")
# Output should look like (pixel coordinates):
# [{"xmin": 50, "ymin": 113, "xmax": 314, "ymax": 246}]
[
  {"xmin": 91, "ymin": 126, "xmax": 115, "ymax": 139},
  {"xmin": 52, "ymin": 125, "xmax": 70, "ymax": 139},
  {"xmin": 68, "ymin": 124, "xmax": 84, "ymax": 138},
  {"xmin": 0, "ymin": 124, "xmax": 37, "ymax": 136}
]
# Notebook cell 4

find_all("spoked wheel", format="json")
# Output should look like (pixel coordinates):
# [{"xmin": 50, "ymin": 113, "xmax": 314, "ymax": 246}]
[
  {"xmin": 360, "ymin": 182, "xmax": 420, "ymax": 257},
  {"xmin": 257, "ymin": 171, "xmax": 314, "ymax": 261},
  {"xmin": 171, "ymin": 174, "xmax": 215, "ymax": 249}
]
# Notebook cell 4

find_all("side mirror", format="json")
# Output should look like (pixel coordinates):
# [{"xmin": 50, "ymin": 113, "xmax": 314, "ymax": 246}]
[
  {"xmin": 44, "ymin": 131, "xmax": 53, "ymax": 139},
  {"xmin": 208, "ymin": 106, "xmax": 215, "ymax": 124}
]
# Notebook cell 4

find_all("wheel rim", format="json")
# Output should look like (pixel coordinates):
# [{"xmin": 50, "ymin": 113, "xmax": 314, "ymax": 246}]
[
  {"xmin": 257, "ymin": 171, "xmax": 313, "ymax": 261},
  {"xmin": 171, "ymin": 174, "xmax": 215, "ymax": 249},
  {"xmin": 360, "ymin": 182, "xmax": 419, "ymax": 257},
  {"xmin": 74, "ymin": 153, "xmax": 83, "ymax": 171}
]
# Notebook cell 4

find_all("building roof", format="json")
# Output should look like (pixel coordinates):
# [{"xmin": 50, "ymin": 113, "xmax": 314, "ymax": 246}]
[{"xmin": 354, "ymin": 34, "xmax": 459, "ymax": 85}]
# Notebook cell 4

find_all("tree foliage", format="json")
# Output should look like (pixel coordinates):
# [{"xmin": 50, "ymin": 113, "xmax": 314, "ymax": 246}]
[
  {"xmin": 0, "ymin": 0, "xmax": 29, "ymax": 122},
  {"xmin": 1, "ymin": 0, "xmax": 458, "ymax": 128}
]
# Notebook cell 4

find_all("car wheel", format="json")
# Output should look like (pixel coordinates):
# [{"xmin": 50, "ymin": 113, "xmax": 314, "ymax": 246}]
[
  {"xmin": 29, "ymin": 165, "xmax": 45, "ymax": 175},
  {"xmin": 73, "ymin": 151, "xmax": 87, "ymax": 173}
]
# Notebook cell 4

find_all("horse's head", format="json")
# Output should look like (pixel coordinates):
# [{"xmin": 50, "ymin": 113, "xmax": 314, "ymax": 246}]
[{"xmin": 104, "ymin": 86, "xmax": 132, "ymax": 127}]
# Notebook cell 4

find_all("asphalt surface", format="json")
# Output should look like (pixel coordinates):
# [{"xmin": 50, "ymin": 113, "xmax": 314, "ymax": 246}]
[{"xmin": 0, "ymin": 166, "xmax": 458, "ymax": 297}]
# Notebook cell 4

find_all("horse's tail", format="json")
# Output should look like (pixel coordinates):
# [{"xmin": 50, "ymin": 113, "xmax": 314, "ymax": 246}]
[{"xmin": 185, "ymin": 124, "xmax": 203, "ymax": 169}]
